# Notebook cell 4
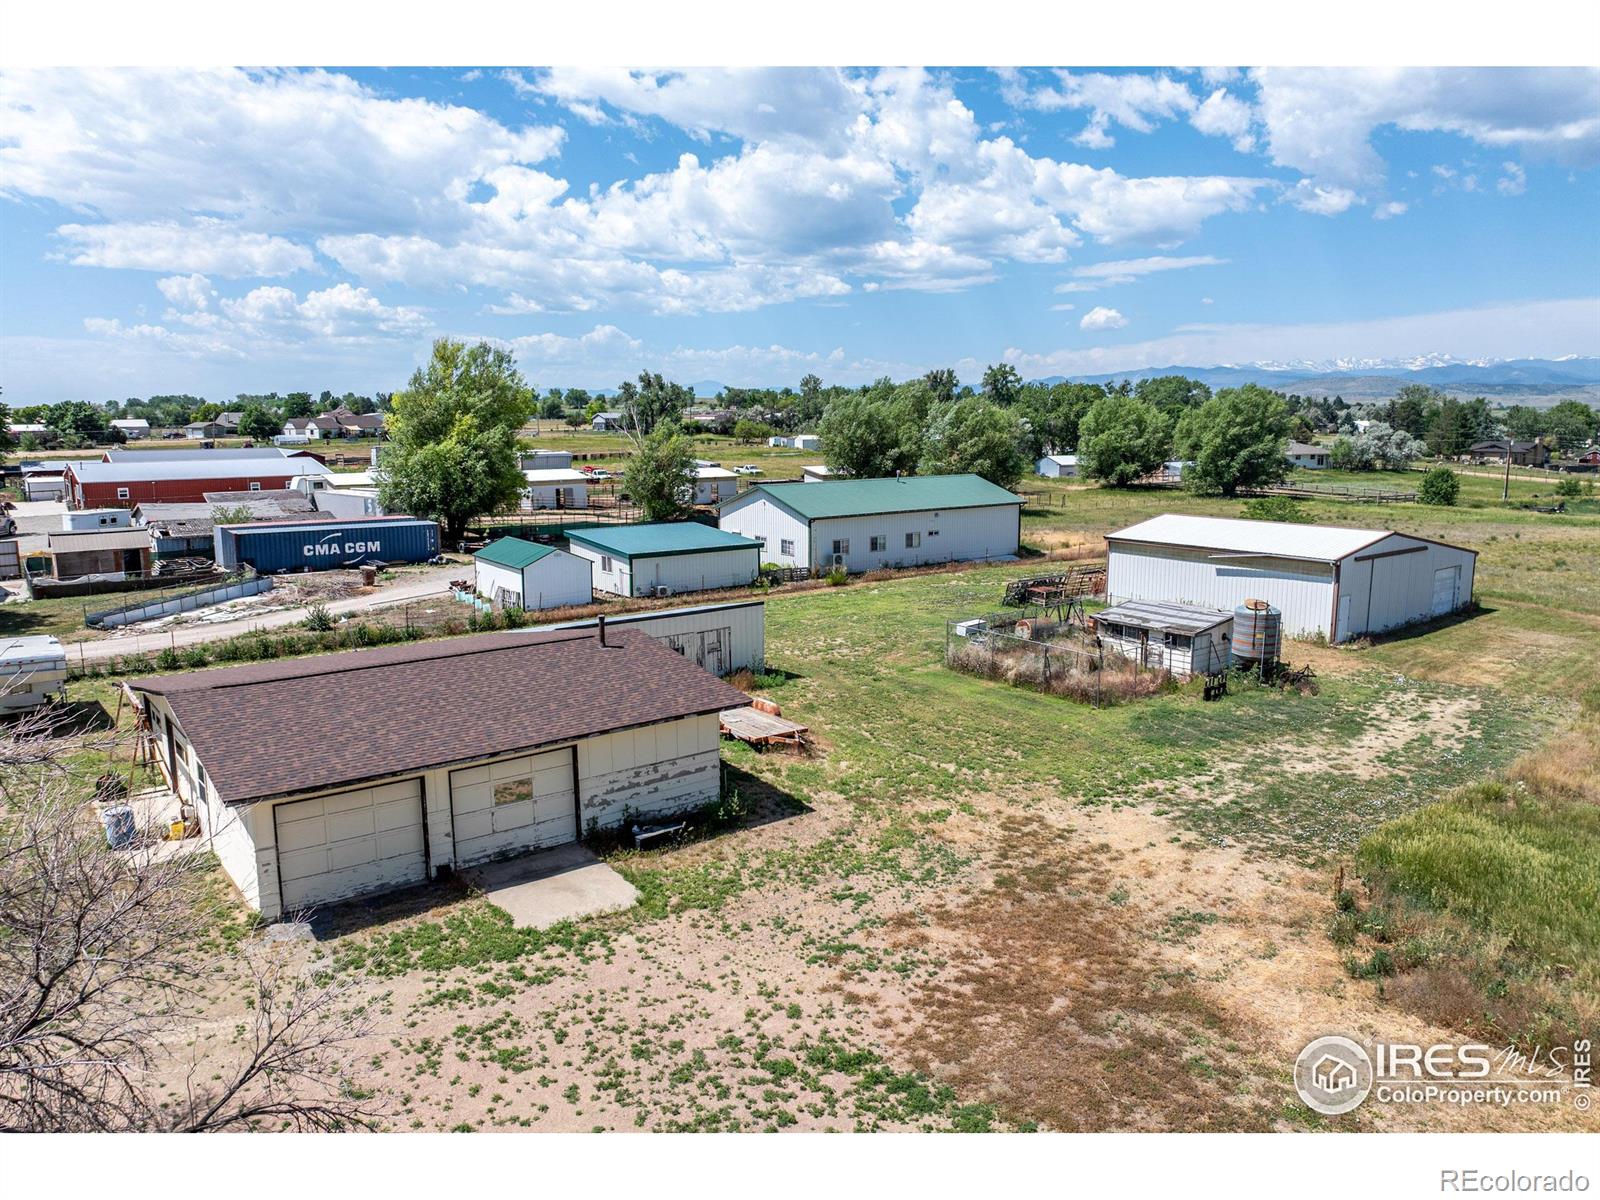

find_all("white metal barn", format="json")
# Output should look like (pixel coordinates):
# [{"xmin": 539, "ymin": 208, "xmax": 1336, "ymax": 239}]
[
  {"xmin": 530, "ymin": 599, "xmax": 766, "ymax": 675},
  {"xmin": 566, "ymin": 523, "xmax": 763, "ymax": 597},
  {"xmin": 717, "ymin": 475, "xmax": 1022, "ymax": 573},
  {"xmin": 1036, "ymin": 454, "xmax": 1078, "ymax": 478},
  {"xmin": 522, "ymin": 468, "xmax": 590, "ymax": 511},
  {"xmin": 474, "ymin": 537, "xmax": 592, "ymax": 610},
  {"xmin": 1105, "ymin": 514, "xmax": 1477, "ymax": 643},
  {"xmin": 126, "ymin": 629, "xmax": 748, "ymax": 920},
  {"xmin": 521, "ymin": 449, "xmax": 575, "ymax": 471}
]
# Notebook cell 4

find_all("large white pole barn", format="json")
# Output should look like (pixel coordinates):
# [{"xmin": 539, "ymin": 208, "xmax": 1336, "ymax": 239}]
[{"xmin": 1105, "ymin": 514, "xmax": 1477, "ymax": 643}]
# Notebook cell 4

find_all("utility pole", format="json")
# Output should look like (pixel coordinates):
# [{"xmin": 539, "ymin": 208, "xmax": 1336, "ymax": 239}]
[{"xmin": 1502, "ymin": 442, "xmax": 1512, "ymax": 503}]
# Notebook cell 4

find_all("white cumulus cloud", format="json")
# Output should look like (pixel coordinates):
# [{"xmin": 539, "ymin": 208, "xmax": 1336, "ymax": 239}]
[{"xmin": 1080, "ymin": 306, "xmax": 1128, "ymax": 331}]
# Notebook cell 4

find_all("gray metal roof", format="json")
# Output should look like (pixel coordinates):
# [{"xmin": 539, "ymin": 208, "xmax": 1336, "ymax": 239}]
[{"xmin": 1095, "ymin": 599, "xmax": 1233, "ymax": 635}]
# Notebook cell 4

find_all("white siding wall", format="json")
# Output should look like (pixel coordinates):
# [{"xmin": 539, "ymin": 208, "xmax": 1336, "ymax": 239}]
[
  {"xmin": 810, "ymin": 505, "xmax": 1019, "ymax": 573},
  {"xmin": 717, "ymin": 496, "xmax": 812, "ymax": 567},
  {"xmin": 575, "ymin": 544, "xmax": 760, "ymax": 597},
  {"xmin": 1334, "ymin": 535, "xmax": 1477, "ymax": 640},
  {"xmin": 532, "ymin": 601, "xmax": 766, "ymax": 674},
  {"xmin": 1107, "ymin": 543, "xmax": 1337, "ymax": 639},
  {"xmin": 522, "ymin": 483, "xmax": 588, "ymax": 511},
  {"xmin": 522, "ymin": 553, "xmax": 594, "ymax": 609},
  {"xmin": 577, "ymin": 714, "xmax": 721, "ymax": 829},
  {"xmin": 475, "ymin": 559, "xmax": 523, "ymax": 604}
]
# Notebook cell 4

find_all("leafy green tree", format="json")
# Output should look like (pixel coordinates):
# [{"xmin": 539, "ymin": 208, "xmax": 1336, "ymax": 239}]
[
  {"xmin": 1417, "ymin": 466, "xmax": 1461, "ymax": 506},
  {"xmin": 819, "ymin": 391, "xmax": 906, "ymax": 479},
  {"xmin": 1240, "ymin": 496, "xmax": 1310, "ymax": 523},
  {"xmin": 922, "ymin": 368, "xmax": 959, "ymax": 406},
  {"xmin": 799, "ymin": 374, "xmax": 823, "ymax": 405},
  {"xmin": 1544, "ymin": 400, "xmax": 1600, "ymax": 454},
  {"xmin": 1133, "ymin": 374, "xmax": 1212, "ymax": 423},
  {"xmin": 1386, "ymin": 384, "xmax": 1439, "ymax": 437},
  {"xmin": 1077, "ymin": 395, "xmax": 1169, "ymax": 486},
  {"xmin": 191, "ymin": 402, "xmax": 224, "ymax": 422},
  {"xmin": 623, "ymin": 424, "xmax": 696, "ymax": 521},
  {"xmin": 980, "ymin": 363, "xmax": 1022, "ymax": 406},
  {"xmin": 47, "ymin": 401, "xmax": 108, "ymax": 441},
  {"xmin": 1332, "ymin": 422, "xmax": 1423, "ymax": 471},
  {"xmin": 0, "ymin": 401, "xmax": 13, "ymax": 467},
  {"xmin": 1017, "ymin": 381, "xmax": 1104, "ymax": 460},
  {"xmin": 732, "ymin": 419, "xmax": 776, "ymax": 445},
  {"xmin": 918, "ymin": 398, "xmax": 1025, "ymax": 488},
  {"xmin": 377, "ymin": 338, "xmax": 535, "ymax": 542},
  {"xmin": 1502, "ymin": 405, "xmax": 1544, "ymax": 441},
  {"xmin": 622, "ymin": 372, "xmax": 692, "ymax": 435},
  {"xmin": 278, "ymin": 393, "xmax": 316, "ymax": 420},
  {"xmin": 538, "ymin": 390, "xmax": 565, "ymax": 420},
  {"xmin": 1173, "ymin": 384, "xmax": 1292, "ymax": 497},
  {"xmin": 237, "ymin": 403, "xmax": 280, "ymax": 441}
]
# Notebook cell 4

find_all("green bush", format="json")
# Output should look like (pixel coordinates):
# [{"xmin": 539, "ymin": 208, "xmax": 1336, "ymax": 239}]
[
  {"xmin": 1554, "ymin": 478, "xmax": 1582, "ymax": 499},
  {"xmin": 824, "ymin": 565, "xmax": 848, "ymax": 587},
  {"xmin": 302, "ymin": 602, "xmax": 335, "ymax": 632},
  {"xmin": 1417, "ymin": 466, "xmax": 1460, "ymax": 506},
  {"xmin": 155, "ymin": 646, "xmax": 182, "ymax": 671},
  {"xmin": 1240, "ymin": 496, "xmax": 1309, "ymax": 523}
]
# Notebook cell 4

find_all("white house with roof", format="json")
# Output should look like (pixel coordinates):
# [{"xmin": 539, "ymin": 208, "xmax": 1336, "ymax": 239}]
[
  {"xmin": 717, "ymin": 474, "xmax": 1022, "ymax": 574},
  {"xmin": 522, "ymin": 468, "xmax": 590, "ymax": 510},
  {"xmin": 1104, "ymin": 514, "xmax": 1477, "ymax": 643},
  {"xmin": 1286, "ymin": 441, "xmax": 1330, "ymax": 469},
  {"xmin": 591, "ymin": 411, "xmax": 625, "ymax": 431}
]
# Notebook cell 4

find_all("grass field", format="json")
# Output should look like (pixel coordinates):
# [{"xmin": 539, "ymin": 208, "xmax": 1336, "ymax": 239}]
[{"xmin": 30, "ymin": 468, "xmax": 1600, "ymax": 1133}]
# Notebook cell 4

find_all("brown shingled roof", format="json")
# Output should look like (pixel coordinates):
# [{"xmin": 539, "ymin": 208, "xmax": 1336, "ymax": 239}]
[{"xmin": 131, "ymin": 628, "xmax": 748, "ymax": 805}]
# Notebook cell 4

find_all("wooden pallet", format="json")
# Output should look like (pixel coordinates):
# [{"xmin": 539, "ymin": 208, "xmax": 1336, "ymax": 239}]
[{"xmin": 720, "ymin": 705, "xmax": 809, "ymax": 749}]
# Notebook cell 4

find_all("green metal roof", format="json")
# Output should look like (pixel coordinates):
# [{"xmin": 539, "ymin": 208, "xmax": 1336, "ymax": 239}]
[
  {"xmin": 565, "ymin": 522, "xmax": 763, "ymax": 561},
  {"xmin": 475, "ymin": 537, "xmax": 560, "ymax": 570},
  {"xmin": 739, "ymin": 474, "xmax": 1021, "ymax": 521}
]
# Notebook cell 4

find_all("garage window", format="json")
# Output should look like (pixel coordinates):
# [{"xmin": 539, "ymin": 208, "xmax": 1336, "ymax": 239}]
[
  {"xmin": 117, "ymin": 487, "xmax": 130, "ymax": 500},
  {"xmin": 905, "ymin": 532, "xmax": 921, "ymax": 548},
  {"xmin": 494, "ymin": 777, "xmax": 532, "ymax": 806},
  {"xmin": 601, "ymin": 555, "xmax": 614, "ymax": 573},
  {"xmin": 780, "ymin": 538, "xmax": 795, "ymax": 556},
  {"xmin": 869, "ymin": 535, "xmax": 887, "ymax": 552}
]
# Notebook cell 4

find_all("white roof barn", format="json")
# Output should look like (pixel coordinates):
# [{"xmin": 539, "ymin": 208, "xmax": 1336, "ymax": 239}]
[{"xmin": 1104, "ymin": 514, "xmax": 1477, "ymax": 643}]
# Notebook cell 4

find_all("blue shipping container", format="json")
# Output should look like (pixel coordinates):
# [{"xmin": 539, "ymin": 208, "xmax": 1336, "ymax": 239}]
[{"xmin": 215, "ymin": 519, "xmax": 440, "ymax": 573}]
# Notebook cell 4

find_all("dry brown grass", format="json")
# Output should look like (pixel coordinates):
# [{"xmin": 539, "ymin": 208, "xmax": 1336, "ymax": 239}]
[
  {"xmin": 945, "ymin": 637, "xmax": 1175, "ymax": 705},
  {"xmin": 1506, "ymin": 717, "xmax": 1600, "ymax": 805}
]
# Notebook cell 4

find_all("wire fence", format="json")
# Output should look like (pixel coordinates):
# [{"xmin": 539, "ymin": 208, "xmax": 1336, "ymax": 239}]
[{"xmin": 944, "ymin": 608, "xmax": 1174, "ymax": 708}]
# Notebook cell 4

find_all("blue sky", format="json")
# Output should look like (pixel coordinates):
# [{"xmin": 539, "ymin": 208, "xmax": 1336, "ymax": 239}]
[{"xmin": 2, "ymin": 66, "xmax": 1598, "ymax": 403}]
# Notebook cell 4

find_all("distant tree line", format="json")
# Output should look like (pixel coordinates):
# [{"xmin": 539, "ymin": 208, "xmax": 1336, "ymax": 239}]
[{"xmin": 7, "ymin": 389, "xmax": 391, "ymax": 450}]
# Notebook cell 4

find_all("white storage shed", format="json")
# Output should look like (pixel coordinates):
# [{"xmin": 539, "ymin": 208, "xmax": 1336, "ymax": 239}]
[
  {"xmin": 474, "ymin": 537, "xmax": 593, "ymax": 610},
  {"xmin": 1091, "ymin": 600, "xmax": 1232, "ymax": 678},
  {"xmin": 1036, "ymin": 454, "xmax": 1079, "ymax": 478},
  {"xmin": 522, "ymin": 468, "xmax": 590, "ymax": 511},
  {"xmin": 717, "ymin": 475, "xmax": 1022, "ymax": 574},
  {"xmin": 690, "ymin": 466, "xmax": 738, "ymax": 506},
  {"xmin": 566, "ymin": 523, "xmax": 763, "ymax": 597},
  {"xmin": 126, "ymin": 628, "xmax": 748, "ymax": 921},
  {"xmin": 0, "ymin": 636, "xmax": 68, "ymax": 712},
  {"xmin": 1104, "ymin": 514, "xmax": 1477, "ymax": 643}
]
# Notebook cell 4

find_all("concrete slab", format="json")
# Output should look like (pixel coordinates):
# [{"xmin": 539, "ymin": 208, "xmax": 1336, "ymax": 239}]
[{"xmin": 463, "ymin": 844, "xmax": 638, "ymax": 930}]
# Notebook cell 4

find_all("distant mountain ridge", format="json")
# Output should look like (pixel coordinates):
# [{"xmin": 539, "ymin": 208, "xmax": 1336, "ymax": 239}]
[{"xmin": 1027, "ymin": 357, "xmax": 1600, "ymax": 405}]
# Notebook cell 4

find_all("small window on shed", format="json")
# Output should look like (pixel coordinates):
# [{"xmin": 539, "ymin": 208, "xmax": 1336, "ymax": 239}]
[
  {"xmin": 494, "ymin": 777, "xmax": 532, "ymax": 807},
  {"xmin": 780, "ymin": 538, "xmax": 795, "ymax": 556},
  {"xmin": 905, "ymin": 532, "xmax": 921, "ymax": 548},
  {"xmin": 248, "ymin": 481, "xmax": 262, "ymax": 491},
  {"xmin": 116, "ymin": 487, "xmax": 130, "ymax": 500},
  {"xmin": 600, "ymin": 555, "xmax": 614, "ymax": 573},
  {"xmin": 869, "ymin": 535, "xmax": 887, "ymax": 552}
]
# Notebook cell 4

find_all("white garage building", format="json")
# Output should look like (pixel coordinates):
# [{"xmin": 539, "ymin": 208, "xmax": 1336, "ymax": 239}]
[
  {"xmin": 1104, "ymin": 514, "xmax": 1477, "ymax": 643},
  {"xmin": 127, "ymin": 628, "xmax": 748, "ymax": 920},
  {"xmin": 522, "ymin": 468, "xmax": 590, "ymax": 511},
  {"xmin": 717, "ymin": 474, "xmax": 1022, "ymax": 573},
  {"xmin": 474, "ymin": 537, "xmax": 593, "ymax": 610},
  {"xmin": 530, "ymin": 599, "xmax": 766, "ymax": 676},
  {"xmin": 566, "ymin": 523, "xmax": 763, "ymax": 597},
  {"xmin": 1036, "ymin": 454, "xmax": 1079, "ymax": 478}
]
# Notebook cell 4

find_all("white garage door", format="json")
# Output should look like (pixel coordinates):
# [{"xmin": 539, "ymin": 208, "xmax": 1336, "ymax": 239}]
[
  {"xmin": 450, "ymin": 750, "xmax": 576, "ymax": 866},
  {"xmin": 275, "ymin": 779, "xmax": 426, "ymax": 913},
  {"xmin": 1430, "ymin": 566, "xmax": 1460, "ymax": 616}
]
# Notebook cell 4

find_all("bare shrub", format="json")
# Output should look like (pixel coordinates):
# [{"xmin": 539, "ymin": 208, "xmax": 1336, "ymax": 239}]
[{"xmin": 0, "ymin": 709, "xmax": 381, "ymax": 1132}]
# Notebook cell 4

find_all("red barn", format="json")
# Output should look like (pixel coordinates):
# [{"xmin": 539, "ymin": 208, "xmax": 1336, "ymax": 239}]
[{"xmin": 65, "ymin": 458, "xmax": 332, "ymax": 509}]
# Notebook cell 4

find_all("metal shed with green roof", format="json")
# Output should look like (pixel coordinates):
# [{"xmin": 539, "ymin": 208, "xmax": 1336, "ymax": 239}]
[
  {"xmin": 717, "ymin": 474, "xmax": 1021, "ymax": 573},
  {"xmin": 564, "ymin": 522, "xmax": 763, "ymax": 598},
  {"xmin": 473, "ymin": 536, "xmax": 593, "ymax": 611}
]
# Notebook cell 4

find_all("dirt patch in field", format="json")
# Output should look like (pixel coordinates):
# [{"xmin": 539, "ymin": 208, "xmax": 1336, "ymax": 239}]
[{"xmin": 1277, "ymin": 693, "xmax": 1481, "ymax": 780}]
